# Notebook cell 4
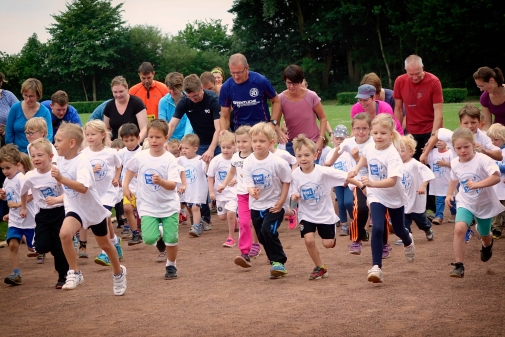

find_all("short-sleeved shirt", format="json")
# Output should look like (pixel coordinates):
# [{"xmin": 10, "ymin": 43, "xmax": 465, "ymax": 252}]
[
  {"xmin": 21, "ymin": 169, "xmax": 64, "ymax": 210},
  {"xmin": 272, "ymin": 148, "xmax": 297, "ymax": 166},
  {"xmin": 480, "ymin": 91, "xmax": 505, "ymax": 125},
  {"xmin": 401, "ymin": 158, "xmax": 435, "ymax": 214},
  {"xmin": 338, "ymin": 136, "xmax": 374, "ymax": 189},
  {"xmin": 82, "ymin": 147, "xmax": 121, "ymax": 207},
  {"xmin": 450, "ymin": 153, "xmax": 505, "ymax": 218},
  {"xmin": 230, "ymin": 151, "xmax": 250, "ymax": 195},
  {"xmin": 219, "ymin": 71, "xmax": 277, "ymax": 129},
  {"xmin": 207, "ymin": 154, "xmax": 236, "ymax": 202},
  {"xmin": 4, "ymin": 173, "xmax": 36, "ymax": 229},
  {"xmin": 427, "ymin": 148, "xmax": 454, "ymax": 196},
  {"xmin": 438, "ymin": 128, "xmax": 500, "ymax": 153},
  {"xmin": 493, "ymin": 148, "xmax": 505, "ymax": 200},
  {"xmin": 393, "ymin": 71, "xmax": 444, "ymax": 134},
  {"xmin": 129, "ymin": 80, "xmax": 169, "ymax": 121},
  {"xmin": 173, "ymin": 90, "xmax": 220, "ymax": 145},
  {"xmin": 103, "ymin": 96, "xmax": 146, "ymax": 140},
  {"xmin": 178, "ymin": 155, "xmax": 208, "ymax": 204},
  {"xmin": 118, "ymin": 145, "xmax": 142, "ymax": 195},
  {"xmin": 279, "ymin": 89, "xmax": 321, "ymax": 142},
  {"xmin": 350, "ymin": 100, "xmax": 404, "ymax": 135}
]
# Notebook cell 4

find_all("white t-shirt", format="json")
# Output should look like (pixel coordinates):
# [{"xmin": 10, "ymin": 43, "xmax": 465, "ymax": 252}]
[
  {"xmin": 450, "ymin": 153, "xmax": 505, "ymax": 218},
  {"xmin": 362, "ymin": 143, "xmax": 407, "ymax": 209},
  {"xmin": 493, "ymin": 148, "xmax": 505, "ymax": 200},
  {"xmin": 338, "ymin": 136, "xmax": 374, "ymax": 184},
  {"xmin": 427, "ymin": 148, "xmax": 454, "ymax": 196},
  {"xmin": 27, "ymin": 143, "xmax": 58, "ymax": 164},
  {"xmin": 242, "ymin": 152, "xmax": 292, "ymax": 210},
  {"xmin": 4, "ymin": 173, "xmax": 36, "ymax": 229},
  {"xmin": 230, "ymin": 151, "xmax": 250, "ymax": 195},
  {"xmin": 82, "ymin": 147, "xmax": 121, "ymax": 207},
  {"xmin": 57, "ymin": 153, "xmax": 110, "ymax": 227},
  {"xmin": 401, "ymin": 158, "xmax": 435, "ymax": 214},
  {"xmin": 438, "ymin": 128, "xmax": 500, "ymax": 153},
  {"xmin": 277, "ymin": 143, "xmax": 286, "ymax": 151},
  {"xmin": 178, "ymin": 155, "xmax": 208, "ymax": 204},
  {"xmin": 326, "ymin": 148, "xmax": 352, "ymax": 189},
  {"xmin": 21, "ymin": 169, "xmax": 64, "ymax": 209},
  {"xmin": 291, "ymin": 165, "xmax": 347, "ymax": 224},
  {"xmin": 118, "ymin": 146, "xmax": 142, "ymax": 195},
  {"xmin": 318, "ymin": 146, "xmax": 332, "ymax": 166},
  {"xmin": 272, "ymin": 148, "xmax": 297, "ymax": 166},
  {"xmin": 126, "ymin": 150, "xmax": 181, "ymax": 218},
  {"xmin": 207, "ymin": 154, "xmax": 236, "ymax": 202}
]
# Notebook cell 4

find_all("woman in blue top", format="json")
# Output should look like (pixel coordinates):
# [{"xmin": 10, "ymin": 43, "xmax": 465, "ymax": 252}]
[
  {"xmin": 159, "ymin": 72, "xmax": 193, "ymax": 140},
  {"xmin": 5, "ymin": 78, "xmax": 53, "ymax": 153}
]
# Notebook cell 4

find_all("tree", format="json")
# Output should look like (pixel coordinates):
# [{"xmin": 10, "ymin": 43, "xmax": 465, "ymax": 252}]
[
  {"xmin": 46, "ymin": 0, "xmax": 125, "ymax": 101},
  {"xmin": 176, "ymin": 19, "xmax": 233, "ymax": 54}
]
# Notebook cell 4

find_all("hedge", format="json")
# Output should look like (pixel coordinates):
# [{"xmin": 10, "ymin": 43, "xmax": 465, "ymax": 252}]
[
  {"xmin": 336, "ymin": 88, "xmax": 468, "ymax": 105},
  {"xmin": 69, "ymin": 101, "xmax": 106, "ymax": 114}
]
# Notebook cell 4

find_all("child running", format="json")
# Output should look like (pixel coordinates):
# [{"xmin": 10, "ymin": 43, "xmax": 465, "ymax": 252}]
[
  {"xmin": 82, "ymin": 120, "xmax": 123, "ymax": 267},
  {"xmin": 400, "ymin": 135, "xmax": 435, "ymax": 240},
  {"xmin": 349, "ymin": 114, "xmax": 415, "ymax": 283},
  {"xmin": 110, "ymin": 139, "xmax": 126, "ymax": 231},
  {"xmin": 20, "ymin": 138, "xmax": 68, "ymax": 288},
  {"xmin": 208, "ymin": 131, "xmax": 238, "ymax": 247},
  {"xmin": 52, "ymin": 122, "xmax": 126, "ymax": 294},
  {"xmin": 218, "ymin": 126, "xmax": 261, "ymax": 267},
  {"xmin": 1, "ymin": 144, "xmax": 37, "ymax": 285},
  {"xmin": 447, "ymin": 128, "xmax": 505, "ymax": 278},
  {"xmin": 167, "ymin": 139, "xmax": 189, "ymax": 226},
  {"xmin": 123, "ymin": 119, "xmax": 181, "ymax": 280},
  {"xmin": 487, "ymin": 123, "xmax": 505, "ymax": 239},
  {"xmin": 242, "ymin": 122, "xmax": 291, "ymax": 278}
]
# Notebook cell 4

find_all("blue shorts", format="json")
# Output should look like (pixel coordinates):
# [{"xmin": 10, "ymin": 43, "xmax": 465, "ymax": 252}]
[{"xmin": 7, "ymin": 227, "xmax": 35, "ymax": 248}]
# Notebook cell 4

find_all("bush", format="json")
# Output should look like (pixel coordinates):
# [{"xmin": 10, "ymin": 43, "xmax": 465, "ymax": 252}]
[
  {"xmin": 69, "ymin": 101, "xmax": 107, "ymax": 114},
  {"xmin": 336, "ymin": 92, "xmax": 356, "ymax": 105},
  {"xmin": 443, "ymin": 88, "xmax": 468, "ymax": 103}
]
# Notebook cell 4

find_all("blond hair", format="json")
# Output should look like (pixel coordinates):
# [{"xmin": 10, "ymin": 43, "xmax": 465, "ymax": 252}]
[
  {"xmin": 25, "ymin": 117, "xmax": 48, "ymax": 137},
  {"xmin": 292, "ymin": 134, "xmax": 317, "ymax": 154},
  {"xmin": 84, "ymin": 120, "xmax": 109, "ymax": 146},
  {"xmin": 111, "ymin": 76, "xmax": 128, "ymax": 89},
  {"xmin": 181, "ymin": 134, "xmax": 200, "ymax": 147},
  {"xmin": 168, "ymin": 139, "xmax": 181, "ymax": 149},
  {"xmin": 451, "ymin": 127, "xmax": 474, "ymax": 146},
  {"xmin": 235, "ymin": 125, "xmax": 251, "ymax": 137},
  {"xmin": 352, "ymin": 113, "xmax": 372, "ymax": 127},
  {"xmin": 57, "ymin": 122, "xmax": 84, "ymax": 148},
  {"xmin": 29, "ymin": 138, "xmax": 53, "ymax": 155},
  {"xmin": 219, "ymin": 130, "xmax": 235, "ymax": 146},
  {"xmin": 400, "ymin": 134, "xmax": 417, "ymax": 152},
  {"xmin": 249, "ymin": 122, "xmax": 276, "ymax": 141},
  {"xmin": 487, "ymin": 123, "xmax": 505, "ymax": 141},
  {"xmin": 110, "ymin": 139, "xmax": 124, "ymax": 149},
  {"xmin": 19, "ymin": 153, "xmax": 34, "ymax": 172},
  {"xmin": 371, "ymin": 114, "xmax": 404, "ymax": 152}
]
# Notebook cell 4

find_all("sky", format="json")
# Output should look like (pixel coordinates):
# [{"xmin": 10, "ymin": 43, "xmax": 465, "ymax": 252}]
[{"xmin": 0, "ymin": 0, "xmax": 236, "ymax": 55}]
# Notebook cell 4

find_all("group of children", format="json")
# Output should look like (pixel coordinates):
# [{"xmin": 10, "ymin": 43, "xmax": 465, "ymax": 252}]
[{"xmin": 3, "ymin": 102, "xmax": 504, "ymax": 292}]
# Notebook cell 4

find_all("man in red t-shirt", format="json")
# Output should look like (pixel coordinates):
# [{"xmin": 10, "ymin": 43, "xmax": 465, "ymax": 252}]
[
  {"xmin": 393, "ymin": 55, "xmax": 444, "ymax": 159},
  {"xmin": 129, "ymin": 62, "xmax": 169, "ymax": 121}
]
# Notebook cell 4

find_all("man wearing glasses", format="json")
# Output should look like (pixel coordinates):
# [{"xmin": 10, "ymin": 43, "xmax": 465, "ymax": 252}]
[{"xmin": 219, "ymin": 54, "xmax": 285, "ymax": 141}]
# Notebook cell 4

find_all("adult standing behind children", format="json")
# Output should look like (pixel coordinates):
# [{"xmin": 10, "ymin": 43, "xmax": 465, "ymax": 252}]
[
  {"xmin": 104, "ymin": 76, "xmax": 148, "ymax": 142},
  {"xmin": 219, "ymin": 54, "xmax": 285, "ymax": 142},
  {"xmin": 473, "ymin": 67, "xmax": 505, "ymax": 130},
  {"xmin": 0, "ymin": 72, "xmax": 19, "ymax": 130},
  {"xmin": 129, "ymin": 62, "xmax": 169, "ymax": 121},
  {"xmin": 5, "ymin": 78, "xmax": 53, "ymax": 153},
  {"xmin": 41, "ymin": 90, "xmax": 82, "ymax": 139}
]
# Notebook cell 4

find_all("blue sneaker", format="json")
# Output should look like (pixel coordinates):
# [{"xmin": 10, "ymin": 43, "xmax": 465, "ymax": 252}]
[
  {"xmin": 465, "ymin": 228, "xmax": 474, "ymax": 243},
  {"xmin": 94, "ymin": 253, "xmax": 111, "ymax": 266},
  {"xmin": 270, "ymin": 262, "xmax": 287, "ymax": 278},
  {"xmin": 115, "ymin": 238, "xmax": 123, "ymax": 260}
]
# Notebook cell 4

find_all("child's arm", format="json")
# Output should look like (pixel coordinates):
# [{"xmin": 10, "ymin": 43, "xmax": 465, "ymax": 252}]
[
  {"xmin": 362, "ymin": 175, "xmax": 397, "ymax": 189},
  {"xmin": 436, "ymin": 158, "xmax": 451, "ymax": 168},
  {"xmin": 348, "ymin": 155, "xmax": 367, "ymax": 178},
  {"xmin": 465, "ymin": 171, "xmax": 500, "ymax": 190},
  {"xmin": 324, "ymin": 146, "xmax": 341, "ymax": 166},
  {"xmin": 46, "ymin": 194, "xmax": 64, "ymax": 206},
  {"xmin": 420, "ymin": 132, "xmax": 440, "ymax": 164},
  {"xmin": 417, "ymin": 181, "xmax": 429, "ymax": 195},
  {"xmin": 270, "ymin": 182, "xmax": 289, "ymax": 213},
  {"xmin": 122, "ymin": 170, "xmax": 135, "ymax": 200},
  {"xmin": 445, "ymin": 179, "xmax": 458, "ymax": 208},
  {"xmin": 248, "ymin": 187, "xmax": 260, "ymax": 200},
  {"xmin": 217, "ymin": 166, "xmax": 236, "ymax": 193},
  {"xmin": 208, "ymin": 176, "xmax": 216, "ymax": 201},
  {"xmin": 112, "ymin": 166, "xmax": 121, "ymax": 187},
  {"xmin": 152, "ymin": 174, "xmax": 176, "ymax": 191},
  {"xmin": 52, "ymin": 165, "xmax": 87, "ymax": 194},
  {"xmin": 478, "ymin": 146, "xmax": 503, "ymax": 161},
  {"xmin": 20, "ymin": 193, "xmax": 28, "ymax": 218},
  {"xmin": 178, "ymin": 171, "xmax": 186, "ymax": 194},
  {"xmin": 0, "ymin": 188, "xmax": 6, "ymax": 200}
]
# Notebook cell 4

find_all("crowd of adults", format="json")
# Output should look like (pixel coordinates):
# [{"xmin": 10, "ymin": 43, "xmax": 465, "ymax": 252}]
[{"xmin": 1, "ymin": 54, "xmax": 504, "ymax": 219}]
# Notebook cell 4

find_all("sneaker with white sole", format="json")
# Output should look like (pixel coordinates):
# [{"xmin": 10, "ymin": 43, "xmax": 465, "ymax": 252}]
[
  {"xmin": 202, "ymin": 219, "xmax": 212, "ymax": 231},
  {"xmin": 62, "ymin": 270, "xmax": 83, "ymax": 290},
  {"xmin": 425, "ymin": 228, "xmax": 434, "ymax": 241},
  {"xmin": 249, "ymin": 243, "xmax": 261, "ymax": 258},
  {"xmin": 156, "ymin": 250, "xmax": 166, "ymax": 262},
  {"xmin": 113, "ymin": 265, "xmax": 127, "ymax": 296},
  {"xmin": 367, "ymin": 265, "xmax": 383, "ymax": 283},
  {"xmin": 339, "ymin": 225, "xmax": 349, "ymax": 236},
  {"xmin": 404, "ymin": 233, "xmax": 416, "ymax": 262},
  {"xmin": 222, "ymin": 237, "xmax": 236, "ymax": 248},
  {"xmin": 348, "ymin": 241, "xmax": 362, "ymax": 255}
]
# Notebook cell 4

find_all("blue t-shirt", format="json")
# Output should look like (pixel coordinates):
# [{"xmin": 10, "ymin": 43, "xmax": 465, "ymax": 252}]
[
  {"xmin": 158, "ymin": 94, "xmax": 193, "ymax": 141},
  {"xmin": 41, "ymin": 100, "xmax": 82, "ymax": 139},
  {"xmin": 219, "ymin": 71, "xmax": 277, "ymax": 130}
]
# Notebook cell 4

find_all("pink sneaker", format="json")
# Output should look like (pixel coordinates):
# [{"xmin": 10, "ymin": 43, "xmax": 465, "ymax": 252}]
[
  {"xmin": 223, "ymin": 237, "xmax": 236, "ymax": 248},
  {"xmin": 249, "ymin": 243, "xmax": 261, "ymax": 258},
  {"xmin": 287, "ymin": 209, "xmax": 297, "ymax": 229}
]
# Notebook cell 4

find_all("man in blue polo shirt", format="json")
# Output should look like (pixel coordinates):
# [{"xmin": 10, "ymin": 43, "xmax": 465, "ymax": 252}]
[
  {"xmin": 219, "ymin": 54, "xmax": 286, "ymax": 142},
  {"xmin": 41, "ymin": 90, "xmax": 82, "ymax": 139}
]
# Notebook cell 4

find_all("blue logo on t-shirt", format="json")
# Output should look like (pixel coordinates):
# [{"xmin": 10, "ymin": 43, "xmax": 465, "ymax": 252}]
[
  {"xmin": 334, "ymin": 158, "xmax": 348, "ymax": 172},
  {"xmin": 460, "ymin": 173, "xmax": 482, "ymax": 198},
  {"xmin": 61, "ymin": 172, "xmax": 79, "ymax": 198},
  {"xmin": 218, "ymin": 170, "xmax": 227, "ymax": 181},
  {"xmin": 401, "ymin": 171, "xmax": 412, "ymax": 190},
  {"xmin": 5, "ymin": 187, "xmax": 16, "ymax": 202},
  {"xmin": 90, "ymin": 159, "xmax": 108, "ymax": 181},
  {"xmin": 369, "ymin": 159, "xmax": 387, "ymax": 180},
  {"xmin": 143, "ymin": 168, "xmax": 162, "ymax": 192},
  {"xmin": 300, "ymin": 183, "xmax": 323, "ymax": 206},
  {"xmin": 185, "ymin": 166, "xmax": 198, "ymax": 184},
  {"xmin": 251, "ymin": 168, "xmax": 272, "ymax": 189}
]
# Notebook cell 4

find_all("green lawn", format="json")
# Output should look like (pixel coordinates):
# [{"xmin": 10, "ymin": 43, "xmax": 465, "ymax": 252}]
[{"xmin": 0, "ymin": 221, "xmax": 7, "ymax": 241}]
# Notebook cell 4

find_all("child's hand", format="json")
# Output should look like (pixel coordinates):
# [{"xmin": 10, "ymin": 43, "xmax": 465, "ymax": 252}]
[
  {"xmin": 8, "ymin": 201, "xmax": 20, "ymax": 209},
  {"xmin": 228, "ymin": 179, "xmax": 237, "ymax": 187},
  {"xmin": 351, "ymin": 148, "xmax": 360, "ymax": 161},
  {"xmin": 0, "ymin": 188, "xmax": 5, "ymax": 199},
  {"xmin": 436, "ymin": 158, "xmax": 449, "ymax": 167},
  {"xmin": 291, "ymin": 193, "xmax": 300, "ymax": 202},
  {"xmin": 216, "ymin": 184, "xmax": 225, "ymax": 193},
  {"xmin": 250, "ymin": 188, "xmax": 260, "ymax": 200},
  {"xmin": 45, "ymin": 196, "xmax": 59, "ymax": 206},
  {"xmin": 361, "ymin": 176, "xmax": 373, "ymax": 187},
  {"xmin": 20, "ymin": 207, "xmax": 27, "ymax": 218},
  {"xmin": 419, "ymin": 153, "xmax": 428, "ymax": 164},
  {"xmin": 2, "ymin": 213, "xmax": 8, "ymax": 222},
  {"xmin": 445, "ymin": 195, "xmax": 454, "ymax": 209},
  {"xmin": 465, "ymin": 179, "xmax": 478, "ymax": 190},
  {"xmin": 474, "ymin": 143, "xmax": 484, "ymax": 153},
  {"xmin": 93, "ymin": 164, "xmax": 102, "ymax": 173},
  {"xmin": 112, "ymin": 178, "xmax": 119, "ymax": 187},
  {"xmin": 323, "ymin": 161, "xmax": 332, "ymax": 167},
  {"xmin": 123, "ymin": 186, "xmax": 132, "ymax": 202},
  {"xmin": 209, "ymin": 192, "xmax": 216, "ymax": 201},
  {"xmin": 348, "ymin": 170, "xmax": 357, "ymax": 179},
  {"xmin": 417, "ymin": 186, "xmax": 426, "ymax": 194},
  {"xmin": 177, "ymin": 185, "xmax": 186, "ymax": 194},
  {"xmin": 269, "ymin": 200, "xmax": 283, "ymax": 213},
  {"xmin": 152, "ymin": 174, "xmax": 162, "ymax": 185},
  {"xmin": 51, "ymin": 165, "xmax": 62, "ymax": 182}
]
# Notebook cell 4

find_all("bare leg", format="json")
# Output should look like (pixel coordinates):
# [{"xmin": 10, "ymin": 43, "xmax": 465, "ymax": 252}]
[
  {"xmin": 123, "ymin": 204, "xmax": 137, "ymax": 231},
  {"xmin": 9, "ymin": 239, "xmax": 20, "ymax": 269},
  {"xmin": 304, "ymin": 233, "xmax": 322, "ymax": 266},
  {"xmin": 79, "ymin": 228, "xmax": 88, "ymax": 241},
  {"xmin": 227, "ymin": 211, "xmax": 236, "ymax": 238},
  {"xmin": 252, "ymin": 225, "xmax": 259, "ymax": 244},
  {"xmin": 453, "ymin": 222, "xmax": 467, "ymax": 262},
  {"xmin": 166, "ymin": 245, "xmax": 178, "ymax": 263},
  {"xmin": 59, "ymin": 217, "xmax": 82, "ymax": 271},
  {"xmin": 192, "ymin": 205, "xmax": 201, "ymax": 225}
]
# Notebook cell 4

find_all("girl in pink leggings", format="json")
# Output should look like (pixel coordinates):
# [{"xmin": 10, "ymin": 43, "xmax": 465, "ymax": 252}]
[{"xmin": 217, "ymin": 126, "xmax": 260, "ymax": 268}]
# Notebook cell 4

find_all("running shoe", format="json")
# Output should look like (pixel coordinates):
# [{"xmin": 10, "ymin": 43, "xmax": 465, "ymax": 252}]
[
  {"xmin": 94, "ymin": 253, "xmax": 111, "ymax": 266},
  {"xmin": 62, "ymin": 270, "xmax": 83, "ymax": 290},
  {"xmin": 309, "ymin": 265, "xmax": 328, "ymax": 280},
  {"xmin": 450, "ymin": 262, "xmax": 465, "ymax": 278},
  {"xmin": 121, "ymin": 226, "xmax": 132, "ymax": 238},
  {"xmin": 270, "ymin": 262, "xmax": 287, "ymax": 278},
  {"xmin": 249, "ymin": 243, "xmax": 261, "ymax": 258},
  {"xmin": 367, "ymin": 265, "xmax": 383, "ymax": 283},
  {"xmin": 223, "ymin": 237, "xmax": 236, "ymax": 248},
  {"xmin": 480, "ymin": 240, "xmax": 493, "ymax": 262},
  {"xmin": 79, "ymin": 247, "xmax": 88, "ymax": 259},
  {"xmin": 431, "ymin": 217, "xmax": 442, "ymax": 225},
  {"xmin": 348, "ymin": 241, "xmax": 362, "ymax": 255},
  {"xmin": 36, "ymin": 253, "xmax": 45, "ymax": 264},
  {"xmin": 179, "ymin": 213, "xmax": 188, "ymax": 225},
  {"xmin": 492, "ymin": 229, "xmax": 502, "ymax": 240},
  {"xmin": 55, "ymin": 278, "xmax": 66, "ymax": 289},
  {"xmin": 286, "ymin": 209, "xmax": 297, "ymax": 229},
  {"xmin": 202, "ymin": 219, "xmax": 212, "ymax": 231},
  {"xmin": 425, "ymin": 210, "xmax": 436, "ymax": 220},
  {"xmin": 425, "ymin": 228, "xmax": 434, "ymax": 241},
  {"xmin": 164, "ymin": 266, "xmax": 178, "ymax": 280},
  {"xmin": 234, "ymin": 254, "xmax": 252, "ymax": 268},
  {"xmin": 4, "ymin": 273, "xmax": 22, "ymax": 286},
  {"xmin": 156, "ymin": 250, "xmax": 166, "ymax": 263},
  {"xmin": 113, "ymin": 265, "xmax": 127, "ymax": 296},
  {"xmin": 128, "ymin": 233, "xmax": 143, "ymax": 246},
  {"xmin": 382, "ymin": 243, "xmax": 392, "ymax": 259},
  {"xmin": 339, "ymin": 225, "xmax": 349, "ymax": 236},
  {"xmin": 115, "ymin": 238, "xmax": 123, "ymax": 260},
  {"xmin": 465, "ymin": 228, "xmax": 474, "ymax": 243},
  {"xmin": 404, "ymin": 233, "xmax": 416, "ymax": 262}
]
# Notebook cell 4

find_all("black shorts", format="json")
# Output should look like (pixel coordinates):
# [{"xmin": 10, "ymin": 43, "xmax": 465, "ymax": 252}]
[
  {"xmin": 66, "ymin": 212, "xmax": 108, "ymax": 237},
  {"xmin": 300, "ymin": 220, "xmax": 336, "ymax": 240}
]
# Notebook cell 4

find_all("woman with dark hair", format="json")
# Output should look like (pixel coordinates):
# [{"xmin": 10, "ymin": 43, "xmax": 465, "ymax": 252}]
[
  {"xmin": 0, "ymin": 72, "xmax": 19, "ymax": 135},
  {"xmin": 473, "ymin": 67, "xmax": 505, "ymax": 130},
  {"xmin": 274, "ymin": 64, "xmax": 329, "ymax": 157}
]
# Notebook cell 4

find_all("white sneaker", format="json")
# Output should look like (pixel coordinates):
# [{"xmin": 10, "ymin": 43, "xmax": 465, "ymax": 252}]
[
  {"xmin": 404, "ymin": 233, "xmax": 416, "ymax": 262},
  {"xmin": 367, "ymin": 265, "xmax": 383, "ymax": 283},
  {"xmin": 62, "ymin": 270, "xmax": 83, "ymax": 290},
  {"xmin": 113, "ymin": 265, "xmax": 127, "ymax": 296}
]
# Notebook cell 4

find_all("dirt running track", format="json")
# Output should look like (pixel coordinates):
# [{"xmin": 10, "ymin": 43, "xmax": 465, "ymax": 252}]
[{"xmin": 0, "ymin": 216, "xmax": 504, "ymax": 337}]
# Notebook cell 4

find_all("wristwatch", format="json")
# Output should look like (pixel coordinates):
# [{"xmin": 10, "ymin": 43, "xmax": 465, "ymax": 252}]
[{"xmin": 269, "ymin": 120, "xmax": 278, "ymax": 126}]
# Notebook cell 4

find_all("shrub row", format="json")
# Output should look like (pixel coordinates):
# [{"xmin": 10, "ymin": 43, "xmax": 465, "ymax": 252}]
[
  {"xmin": 336, "ymin": 88, "xmax": 468, "ymax": 105},
  {"xmin": 69, "ymin": 101, "xmax": 106, "ymax": 114}
]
